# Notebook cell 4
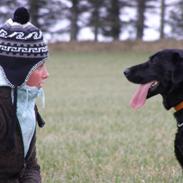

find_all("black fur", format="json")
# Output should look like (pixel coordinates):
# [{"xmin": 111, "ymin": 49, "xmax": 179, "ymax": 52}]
[{"xmin": 124, "ymin": 49, "xmax": 183, "ymax": 168}]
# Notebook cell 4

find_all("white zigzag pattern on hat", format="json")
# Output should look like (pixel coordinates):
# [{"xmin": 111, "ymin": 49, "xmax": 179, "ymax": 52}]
[
  {"xmin": 0, "ymin": 45, "xmax": 48, "ymax": 53},
  {"xmin": 0, "ymin": 29, "xmax": 42, "ymax": 40}
]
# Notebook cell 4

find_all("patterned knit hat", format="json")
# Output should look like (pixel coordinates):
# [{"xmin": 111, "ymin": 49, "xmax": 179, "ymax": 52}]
[{"xmin": 0, "ymin": 7, "xmax": 48, "ymax": 87}]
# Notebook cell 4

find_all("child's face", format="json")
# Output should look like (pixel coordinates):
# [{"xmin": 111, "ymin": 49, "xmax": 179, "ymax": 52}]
[{"xmin": 26, "ymin": 63, "xmax": 49, "ymax": 88}]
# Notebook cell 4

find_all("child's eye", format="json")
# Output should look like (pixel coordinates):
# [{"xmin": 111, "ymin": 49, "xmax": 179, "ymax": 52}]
[{"xmin": 37, "ymin": 64, "xmax": 44, "ymax": 70}]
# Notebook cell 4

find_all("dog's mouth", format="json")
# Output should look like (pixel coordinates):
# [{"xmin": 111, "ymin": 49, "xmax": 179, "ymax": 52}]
[
  {"xmin": 151, "ymin": 81, "xmax": 159, "ymax": 89},
  {"xmin": 130, "ymin": 80, "xmax": 160, "ymax": 109},
  {"xmin": 149, "ymin": 81, "xmax": 160, "ymax": 94}
]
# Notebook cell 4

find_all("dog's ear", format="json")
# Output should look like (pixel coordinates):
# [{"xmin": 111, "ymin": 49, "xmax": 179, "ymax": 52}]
[{"xmin": 172, "ymin": 52, "xmax": 183, "ymax": 84}]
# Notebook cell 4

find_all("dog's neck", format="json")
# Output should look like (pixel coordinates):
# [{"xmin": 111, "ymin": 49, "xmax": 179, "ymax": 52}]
[
  {"xmin": 174, "ymin": 101, "xmax": 183, "ymax": 128},
  {"xmin": 165, "ymin": 92, "xmax": 183, "ymax": 127},
  {"xmin": 162, "ymin": 84, "xmax": 183, "ymax": 110},
  {"xmin": 174, "ymin": 109, "xmax": 183, "ymax": 128}
]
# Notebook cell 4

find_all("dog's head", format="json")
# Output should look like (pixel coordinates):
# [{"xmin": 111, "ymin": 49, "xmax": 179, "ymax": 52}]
[{"xmin": 124, "ymin": 49, "xmax": 183, "ymax": 110}]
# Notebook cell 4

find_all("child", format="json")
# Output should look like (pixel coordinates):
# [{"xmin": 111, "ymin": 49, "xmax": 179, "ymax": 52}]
[{"xmin": 0, "ymin": 7, "xmax": 49, "ymax": 183}]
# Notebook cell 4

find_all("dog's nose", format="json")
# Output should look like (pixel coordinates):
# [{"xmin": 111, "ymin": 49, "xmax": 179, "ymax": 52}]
[{"xmin": 123, "ymin": 68, "xmax": 130, "ymax": 76}]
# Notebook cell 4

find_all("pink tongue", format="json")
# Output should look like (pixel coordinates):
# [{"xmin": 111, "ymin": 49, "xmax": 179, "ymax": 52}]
[{"xmin": 130, "ymin": 82, "xmax": 153, "ymax": 109}]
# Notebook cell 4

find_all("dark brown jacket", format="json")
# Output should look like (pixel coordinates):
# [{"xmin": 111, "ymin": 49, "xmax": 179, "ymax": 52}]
[{"xmin": 0, "ymin": 87, "xmax": 42, "ymax": 183}]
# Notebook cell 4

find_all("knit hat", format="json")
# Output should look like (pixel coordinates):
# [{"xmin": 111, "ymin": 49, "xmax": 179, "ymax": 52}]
[{"xmin": 0, "ymin": 7, "xmax": 48, "ymax": 87}]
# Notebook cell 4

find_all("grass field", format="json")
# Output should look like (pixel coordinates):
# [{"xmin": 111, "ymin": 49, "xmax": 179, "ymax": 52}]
[{"xmin": 37, "ymin": 50, "xmax": 183, "ymax": 183}]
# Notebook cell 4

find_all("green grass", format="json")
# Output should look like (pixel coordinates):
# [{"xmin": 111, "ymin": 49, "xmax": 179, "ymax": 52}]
[{"xmin": 37, "ymin": 50, "xmax": 183, "ymax": 183}]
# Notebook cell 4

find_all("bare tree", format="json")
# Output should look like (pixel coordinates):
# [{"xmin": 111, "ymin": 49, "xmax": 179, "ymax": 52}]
[
  {"xmin": 160, "ymin": 0, "xmax": 166, "ymax": 39},
  {"xmin": 101, "ymin": 0, "xmax": 132, "ymax": 41},
  {"xmin": 61, "ymin": 0, "xmax": 88, "ymax": 41},
  {"xmin": 134, "ymin": 0, "xmax": 159, "ymax": 40},
  {"xmin": 86, "ymin": 0, "xmax": 105, "ymax": 42},
  {"xmin": 108, "ymin": 0, "xmax": 121, "ymax": 40},
  {"xmin": 169, "ymin": 0, "xmax": 183, "ymax": 38},
  {"xmin": 136, "ymin": 0, "xmax": 146, "ymax": 39},
  {"xmin": 0, "ymin": 0, "xmax": 21, "ymax": 23},
  {"xmin": 70, "ymin": 0, "xmax": 79, "ymax": 41},
  {"xmin": 28, "ymin": 0, "xmax": 67, "ymax": 34},
  {"xmin": 29, "ymin": 0, "xmax": 39, "ymax": 28}
]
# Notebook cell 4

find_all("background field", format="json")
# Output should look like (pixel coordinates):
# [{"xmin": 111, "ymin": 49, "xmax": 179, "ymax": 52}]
[{"xmin": 37, "ymin": 49, "xmax": 183, "ymax": 183}]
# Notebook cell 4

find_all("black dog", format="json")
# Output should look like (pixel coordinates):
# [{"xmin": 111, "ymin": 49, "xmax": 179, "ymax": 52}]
[{"xmin": 124, "ymin": 49, "xmax": 183, "ymax": 168}]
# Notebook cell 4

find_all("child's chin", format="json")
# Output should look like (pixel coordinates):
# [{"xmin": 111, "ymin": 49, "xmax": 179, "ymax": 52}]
[{"xmin": 39, "ymin": 83, "xmax": 44, "ymax": 88}]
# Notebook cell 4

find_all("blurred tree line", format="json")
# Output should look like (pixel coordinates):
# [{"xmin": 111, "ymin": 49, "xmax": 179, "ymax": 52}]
[{"xmin": 0, "ymin": 0, "xmax": 182, "ymax": 42}]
